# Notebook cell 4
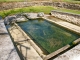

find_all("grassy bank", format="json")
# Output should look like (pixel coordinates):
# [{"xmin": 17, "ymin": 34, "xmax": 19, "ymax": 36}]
[
  {"xmin": 63, "ymin": 0, "xmax": 80, "ymax": 4},
  {"xmin": 0, "ymin": 0, "xmax": 80, "ymax": 3},
  {"xmin": 54, "ymin": 7, "xmax": 80, "ymax": 15},
  {"xmin": 0, "ymin": 6, "xmax": 80, "ymax": 18},
  {"xmin": 0, "ymin": 0, "xmax": 23, "ymax": 2},
  {"xmin": 0, "ymin": 6, "xmax": 54, "ymax": 18}
]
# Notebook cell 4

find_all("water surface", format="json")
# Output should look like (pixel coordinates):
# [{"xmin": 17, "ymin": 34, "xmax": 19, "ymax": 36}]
[{"xmin": 18, "ymin": 19, "xmax": 79, "ymax": 54}]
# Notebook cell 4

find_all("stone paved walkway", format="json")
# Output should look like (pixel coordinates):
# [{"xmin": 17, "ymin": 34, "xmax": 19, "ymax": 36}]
[{"xmin": 0, "ymin": 20, "xmax": 20, "ymax": 60}]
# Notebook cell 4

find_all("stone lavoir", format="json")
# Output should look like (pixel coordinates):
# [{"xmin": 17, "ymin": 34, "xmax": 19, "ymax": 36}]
[{"xmin": 17, "ymin": 18, "xmax": 80, "ymax": 54}]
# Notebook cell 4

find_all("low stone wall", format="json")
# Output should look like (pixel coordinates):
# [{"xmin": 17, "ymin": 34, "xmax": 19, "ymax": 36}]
[
  {"xmin": 52, "ymin": 2, "xmax": 80, "ymax": 10},
  {"xmin": 0, "ymin": 2, "xmax": 80, "ymax": 11},
  {"xmin": 51, "ymin": 11, "xmax": 80, "ymax": 26}
]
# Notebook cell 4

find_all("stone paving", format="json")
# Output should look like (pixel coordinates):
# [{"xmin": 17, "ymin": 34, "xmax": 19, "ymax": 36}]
[
  {"xmin": 0, "ymin": 20, "xmax": 20, "ymax": 60},
  {"xmin": 54, "ymin": 44, "xmax": 80, "ymax": 60},
  {"xmin": 8, "ymin": 24, "xmax": 43, "ymax": 60}
]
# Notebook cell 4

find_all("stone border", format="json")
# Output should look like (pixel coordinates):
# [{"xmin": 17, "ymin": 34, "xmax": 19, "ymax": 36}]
[
  {"xmin": 54, "ymin": 42, "xmax": 80, "ymax": 60},
  {"xmin": 44, "ymin": 45, "xmax": 70, "ymax": 60},
  {"xmin": 43, "ymin": 17, "xmax": 80, "ymax": 35},
  {"xmin": 14, "ymin": 22, "xmax": 72, "ymax": 60},
  {"xmin": 42, "ymin": 17, "xmax": 80, "ymax": 59},
  {"xmin": 13, "ymin": 16, "xmax": 80, "ymax": 60},
  {"xmin": 51, "ymin": 11, "xmax": 80, "ymax": 26},
  {"xmin": 0, "ymin": 2, "xmax": 80, "ymax": 11},
  {"xmin": 73, "ymin": 38, "xmax": 80, "ymax": 44},
  {"xmin": 13, "ymin": 23, "xmax": 46, "ymax": 58}
]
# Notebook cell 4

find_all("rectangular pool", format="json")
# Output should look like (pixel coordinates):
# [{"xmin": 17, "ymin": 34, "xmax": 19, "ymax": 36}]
[{"xmin": 18, "ymin": 18, "xmax": 80, "ymax": 54}]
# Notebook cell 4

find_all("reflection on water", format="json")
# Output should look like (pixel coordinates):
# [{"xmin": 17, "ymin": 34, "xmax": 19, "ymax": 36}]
[{"xmin": 18, "ymin": 19, "xmax": 79, "ymax": 54}]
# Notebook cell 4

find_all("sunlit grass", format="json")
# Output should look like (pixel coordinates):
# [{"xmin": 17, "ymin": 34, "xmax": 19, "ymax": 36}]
[
  {"xmin": 0, "ymin": 6, "xmax": 55, "ymax": 18},
  {"xmin": 0, "ymin": 0, "xmax": 80, "ymax": 3},
  {"xmin": 63, "ymin": 0, "xmax": 80, "ymax": 4},
  {"xmin": 54, "ymin": 7, "xmax": 80, "ymax": 14},
  {"xmin": 0, "ymin": 0, "xmax": 23, "ymax": 2},
  {"xmin": 0, "ymin": 6, "xmax": 80, "ymax": 18}
]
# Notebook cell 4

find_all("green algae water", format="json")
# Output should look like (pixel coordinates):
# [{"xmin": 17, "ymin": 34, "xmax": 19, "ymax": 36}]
[{"xmin": 18, "ymin": 19, "xmax": 79, "ymax": 54}]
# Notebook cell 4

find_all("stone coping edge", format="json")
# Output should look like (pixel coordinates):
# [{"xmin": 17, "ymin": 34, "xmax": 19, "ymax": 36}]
[{"xmin": 13, "ymin": 23, "xmax": 45, "ymax": 58}]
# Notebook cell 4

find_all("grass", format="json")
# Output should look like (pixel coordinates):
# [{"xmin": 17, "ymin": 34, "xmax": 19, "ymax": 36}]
[
  {"xmin": 0, "ymin": 6, "xmax": 55, "ymax": 18},
  {"xmin": 54, "ymin": 7, "xmax": 80, "ymax": 15},
  {"xmin": 63, "ymin": 0, "xmax": 80, "ymax": 4},
  {"xmin": 0, "ymin": 0, "xmax": 80, "ymax": 3},
  {"xmin": 0, "ymin": 6, "xmax": 80, "ymax": 18},
  {"xmin": 0, "ymin": 0, "xmax": 49, "ymax": 2},
  {"xmin": 0, "ymin": 0, "xmax": 23, "ymax": 2}
]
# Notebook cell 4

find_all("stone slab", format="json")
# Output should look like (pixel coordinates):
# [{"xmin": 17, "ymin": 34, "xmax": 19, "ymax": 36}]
[
  {"xmin": 17, "ymin": 42, "xmax": 43, "ymax": 60},
  {"xmin": 9, "ymin": 24, "xmax": 43, "ymax": 60},
  {"xmin": 44, "ymin": 45, "xmax": 70, "ymax": 60},
  {"xmin": 54, "ymin": 44, "xmax": 80, "ymax": 60},
  {"xmin": 0, "ymin": 20, "xmax": 20, "ymax": 60},
  {"xmin": 0, "ymin": 20, "xmax": 8, "ymax": 33},
  {"xmin": 26, "ymin": 13, "xmax": 39, "ymax": 19}
]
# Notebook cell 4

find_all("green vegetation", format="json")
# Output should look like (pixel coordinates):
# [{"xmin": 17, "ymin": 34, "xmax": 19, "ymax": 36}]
[
  {"xmin": 0, "ymin": 6, "xmax": 54, "ymax": 18},
  {"xmin": 0, "ymin": 0, "xmax": 80, "ymax": 3},
  {"xmin": 0, "ymin": 0, "xmax": 48, "ymax": 2},
  {"xmin": 0, "ymin": 6, "xmax": 79, "ymax": 18},
  {"xmin": 54, "ymin": 8, "xmax": 80, "ymax": 15},
  {"xmin": 0, "ymin": 6, "xmax": 80, "ymax": 18},
  {"xmin": 0, "ymin": 0, "xmax": 23, "ymax": 2},
  {"xmin": 63, "ymin": 0, "xmax": 80, "ymax": 4},
  {"xmin": 52, "ymin": 0, "xmax": 80, "ymax": 4}
]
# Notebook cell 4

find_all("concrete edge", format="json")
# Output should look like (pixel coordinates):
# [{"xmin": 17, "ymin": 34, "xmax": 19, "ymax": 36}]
[
  {"xmin": 73, "ymin": 38, "xmax": 80, "ymax": 44},
  {"xmin": 13, "ymin": 23, "xmax": 46, "ymax": 59},
  {"xmin": 44, "ymin": 44, "xmax": 70, "ymax": 60},
  {"xmin": 43, "ymin": 17, "xmax": 80, "ymax": 35}
]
